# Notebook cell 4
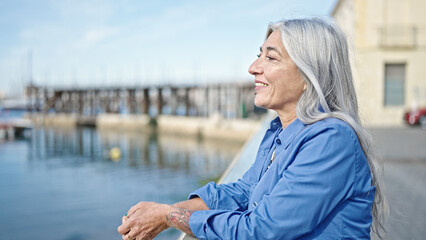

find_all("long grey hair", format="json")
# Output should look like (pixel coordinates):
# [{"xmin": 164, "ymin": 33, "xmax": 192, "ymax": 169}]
[{"xmin": 266, "ymin": 18, "xmax": 387, "ymax": 238}]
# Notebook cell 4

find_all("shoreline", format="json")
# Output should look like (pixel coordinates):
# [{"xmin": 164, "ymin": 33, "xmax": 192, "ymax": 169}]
[{"xmin": 28, "ymin": 113, "xmax": 263, "ymax": 142}]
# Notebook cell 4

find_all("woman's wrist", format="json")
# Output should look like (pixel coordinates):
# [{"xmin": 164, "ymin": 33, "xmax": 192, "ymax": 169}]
[
  {"xmin": 171, "ymin": 197, "xmax": 209, "ymax": 211},
  {"xmin": 164, "ymin": 205, "xmax": 195, "ymax": 236},
  {"xmin": 161, "ymin": 204, "xmax": 175, "ymax": 228}
]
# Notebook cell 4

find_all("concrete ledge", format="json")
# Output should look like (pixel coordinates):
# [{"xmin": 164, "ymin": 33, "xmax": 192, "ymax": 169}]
[
  {"xmin": 203, "ymin": 118, "xmax": 262, "ymax": 142},
  {"xmin": 30, "ymin": 113, "xmax": 78, "ymax": 127},
  {"xmin": 157, "ymin": 114, "xmax": 262, "ymax": 142},
  {"xmin": 157, "ymin": 115, "xmax": 207, "ymax": 137},
  {"xmin": 96, "ymin": 114, "xmax": 151, "ymax": 130},
  {"xmin": 27, "ymin": 113, "xmax": 45, "ymax": 125},
  {"xmin": 28, "ymin": 113, "xmax": 263, "ymax": 142}
]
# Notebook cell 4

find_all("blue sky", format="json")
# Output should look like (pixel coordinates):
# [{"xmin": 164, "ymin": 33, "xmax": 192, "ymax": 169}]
[{"xmin": 0, "ymin": 0, "xmax": 337, "ymax": 96}]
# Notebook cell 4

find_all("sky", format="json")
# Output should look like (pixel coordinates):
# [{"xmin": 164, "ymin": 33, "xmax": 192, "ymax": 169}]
[{"xmin": 0, "ymin": 0, "xmax": 337, "ymax": 96}]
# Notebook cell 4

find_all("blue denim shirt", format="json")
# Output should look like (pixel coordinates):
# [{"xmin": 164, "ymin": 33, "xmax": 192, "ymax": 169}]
[{"xmin": 188, "ymin": 117, "xmax": 375, "ymax": 239}]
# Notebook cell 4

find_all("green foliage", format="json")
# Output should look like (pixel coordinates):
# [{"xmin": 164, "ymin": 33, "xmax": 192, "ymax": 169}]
[
  {"xmin": 149, "ymin": 117, "xmax": 157, "ymax": 127},
  {"xmin": 198, "ymin": 175, "xmax": 221, "ymax": 186}
]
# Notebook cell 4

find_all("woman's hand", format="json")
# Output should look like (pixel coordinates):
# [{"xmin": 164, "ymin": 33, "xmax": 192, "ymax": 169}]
[
  {"xmin": 117, "ymin": 202, "xmax": 171, "ymax": 240},
  {"xmin": 117, "ymin": 201, "xmax": 196, "ymax": 240}
]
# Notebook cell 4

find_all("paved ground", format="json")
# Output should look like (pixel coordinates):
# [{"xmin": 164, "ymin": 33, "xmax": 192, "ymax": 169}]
[{"xmin": 369, "ymin": 126, "xmax": 426, "ymax": 240}]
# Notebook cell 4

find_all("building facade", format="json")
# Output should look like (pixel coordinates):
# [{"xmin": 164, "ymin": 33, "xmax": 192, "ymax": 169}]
[{"xmin": 332, "ymin": 0, "xmax": 426, "ymax": 126}]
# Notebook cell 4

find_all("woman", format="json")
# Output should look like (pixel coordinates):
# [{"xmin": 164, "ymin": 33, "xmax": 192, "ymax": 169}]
[{"xmin": 118, "ymin": 18, "xmax": 386, "ymax": 240}]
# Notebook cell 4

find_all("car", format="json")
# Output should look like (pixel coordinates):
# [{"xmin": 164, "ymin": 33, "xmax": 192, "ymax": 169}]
[{"xmin": 403, "ymin": 107, "xmax": 426, "ymax": 129}]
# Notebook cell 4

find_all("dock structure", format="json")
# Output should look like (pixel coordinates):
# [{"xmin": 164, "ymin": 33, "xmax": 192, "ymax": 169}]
[
  {"xmin": 25, "ymin": 82, "xmax": 259, "ymax": 126},
  {"xmin": 0, "ymin": 119, "xmax": 32, "ymax": 140}
]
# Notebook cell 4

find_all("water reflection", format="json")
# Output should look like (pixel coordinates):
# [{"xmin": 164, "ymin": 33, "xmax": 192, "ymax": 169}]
[
  {"xmin": 1, "ymin": 126, "xmax": 242, "ymax": 240},
  {"xmin": 28, "ymin": 126, "xmax": 240, "ymax": 178}
]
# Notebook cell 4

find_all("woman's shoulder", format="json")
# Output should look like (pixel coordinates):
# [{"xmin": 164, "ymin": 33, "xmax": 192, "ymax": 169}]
[
  {"xmin": 304, "ymin": 117, "xmax": 355, "ymax": 133},
  {"xmin": 298, "ymin": 117, "xmax": 359, "ymax": 145}
]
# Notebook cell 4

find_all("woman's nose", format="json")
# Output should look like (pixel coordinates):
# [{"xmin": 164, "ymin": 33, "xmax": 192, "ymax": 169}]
[{"xmin": 248, "ymin": 58, "xmax": 262, "ymax": 76}]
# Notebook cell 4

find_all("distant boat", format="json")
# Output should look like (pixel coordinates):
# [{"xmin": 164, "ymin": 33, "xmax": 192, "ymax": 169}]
[{"xmin": 0, "ymin": 108, "xmax": 32, "ymax": 140}]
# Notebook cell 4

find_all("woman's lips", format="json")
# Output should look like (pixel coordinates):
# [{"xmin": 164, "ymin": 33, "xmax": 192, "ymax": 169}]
[{"xmin": 255, "ymin": 81, "xmax": 268, "ymax": 91}]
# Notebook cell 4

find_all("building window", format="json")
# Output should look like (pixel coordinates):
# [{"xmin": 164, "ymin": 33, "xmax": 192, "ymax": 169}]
[{"xmin": 384, "ymin": 63, "xmax": 405, "ymax": 106}]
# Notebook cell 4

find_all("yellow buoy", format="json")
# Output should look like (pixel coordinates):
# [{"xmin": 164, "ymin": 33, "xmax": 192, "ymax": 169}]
[{"xmin": 109, "ymin": 147, "xmax": 121, "ymax": 161}]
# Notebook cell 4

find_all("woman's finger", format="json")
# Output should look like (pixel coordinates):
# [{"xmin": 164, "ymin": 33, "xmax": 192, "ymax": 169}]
[
  {"xmin": 117, "ymin": 220, "xmax": 131, "ymax": 235},
  {"xmin": 124, "ymin": 229, "xmax": 136, "ymax": 240},
  {"xmin": 122, "ymin": 234, "xmax": 134, "ymax": 240},
  {"xmin": 127, "ymin": 202, "xmax": 143, "ymax": 218}
]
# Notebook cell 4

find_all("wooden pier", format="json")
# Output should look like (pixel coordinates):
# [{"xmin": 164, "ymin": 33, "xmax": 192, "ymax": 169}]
[{"xmin": 25, "ymin": 82, "xmax": 260, "ymax": 126}]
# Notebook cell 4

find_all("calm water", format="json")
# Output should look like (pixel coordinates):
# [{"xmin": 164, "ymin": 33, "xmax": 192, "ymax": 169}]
[{"xmin": 0, "ymin": 125, "xmax": 242, "ymax": 240}]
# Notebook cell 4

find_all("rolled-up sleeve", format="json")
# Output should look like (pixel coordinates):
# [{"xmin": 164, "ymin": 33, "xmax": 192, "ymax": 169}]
[
  {"xmin": 189, "ymin": 124, "xmax": 358, "ymax": 239},
  {"xmin": 188, "ymin": 162, "xmax": 259, "ymax": 211}
]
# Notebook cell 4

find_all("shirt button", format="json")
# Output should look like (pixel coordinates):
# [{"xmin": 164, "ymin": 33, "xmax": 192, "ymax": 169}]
[{"xmin": 275, "ymin": 138, "xmax": 281, "ymax": 145}]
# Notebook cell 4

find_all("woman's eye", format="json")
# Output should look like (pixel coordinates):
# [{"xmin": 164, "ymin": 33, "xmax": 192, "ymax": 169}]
[{"xmin": 257, "ymin": 54, "xmax": 276, "ymax": 61}]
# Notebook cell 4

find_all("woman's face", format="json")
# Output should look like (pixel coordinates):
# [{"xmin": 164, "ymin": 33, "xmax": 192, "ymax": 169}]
[{"xmin": 249, "ymin": 30, "xmax": 305, "ymax": 114}]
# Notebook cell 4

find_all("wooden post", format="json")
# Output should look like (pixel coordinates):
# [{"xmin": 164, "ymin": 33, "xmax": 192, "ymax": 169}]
[
  {"xmin": 78, "ymin": 91, "xmax": 84, "ymax": 115},
  {"xmin": 184, "ymin": 87, "xmax": 190, "ymax": 116},
  {"xmin": 113, "ymin": 90, "xmax": 120, "ymax": 113},
  {"xmin": 143, "ymin": 88, "xmax": 150, "ymax": 115},
  {"xmin": 171, "ymin": 87, "xmax": 177, "ymax": 115},
  {"xmin": 62, "ymin": 91, "xmax": 67, "ymax": 113},
  {"xmin": 137, "ymin": 90, "xmax": 144, "ymax": 114},
  {"xmin": 67, "ymin": 91, "xmax": 72, "ymax": 114},
  {"xmin": 44, "ymin": 88, "xmax": 49, "ymax": 113},
  {"xmin": 90, "ymin": 90, "xmax": 96, "ymax": 116},
  {"xmin": 157, "ymin": 88, "xmax": 163, "ymax": 115},
  {"xmin": 105, "ymin": 90, "xmax": 111, "ymax": 113},
  {"xmin": 128, "ymin": 89, "xmax": 136, "ymax": 114},
  {"xmin": 204, "ymin": 87, "xmax": 209, "ymax": 117},
  {"xmin": 217, "ymin": 86, "xmax": 221, "ymax": 114},
  {"xmin": 56, "ymin": 91, "xmax": 63, "ymax": 113},
  {"xmin": 194, "ymin": 87, "xmax": 200, "ymax": 117}
]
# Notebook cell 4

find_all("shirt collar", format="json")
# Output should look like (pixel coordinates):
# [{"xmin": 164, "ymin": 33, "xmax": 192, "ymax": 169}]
[
  {"xmin": 268, "ymin": 117, "xmax": 282, "ymax": 130},
  {"xmin": 275, "ymin": 117, "xmax": 307, "ymax": 149}
]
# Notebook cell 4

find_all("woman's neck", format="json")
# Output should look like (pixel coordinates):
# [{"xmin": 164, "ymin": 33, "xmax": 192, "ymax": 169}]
[{"xmin": 276, "ymin": 111, "xmax": 297, "ymax": 129}]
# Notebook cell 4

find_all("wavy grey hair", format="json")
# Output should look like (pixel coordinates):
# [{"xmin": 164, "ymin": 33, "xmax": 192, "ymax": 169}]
[{"xmin": 266, "ymin": 18, "xmax": 387, "ymax": 238}]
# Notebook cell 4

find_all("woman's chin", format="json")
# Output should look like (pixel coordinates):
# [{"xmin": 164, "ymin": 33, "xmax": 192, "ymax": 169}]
[{"xmin": 254, "ymin": 99, "xmax": 268, "ymax": 109}]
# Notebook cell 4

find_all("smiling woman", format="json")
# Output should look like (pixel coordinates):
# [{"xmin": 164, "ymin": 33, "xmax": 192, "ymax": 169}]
[
  {"xmin": 117, "ymin": 17, "xmax": 387, "ymax": 240},
  {"xmin": 250, "ymin": 30, "xmax": 306, "ymax": 128}
]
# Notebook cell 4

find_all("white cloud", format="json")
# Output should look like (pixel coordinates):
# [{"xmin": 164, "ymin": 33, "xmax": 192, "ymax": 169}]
[
  {"xmin": 49, "ymin": 0, "xmax": 113, "ymax": 22},
  {"xmin": 78, "ymin": 27, "xmax": 122, "ymax": 48}
]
